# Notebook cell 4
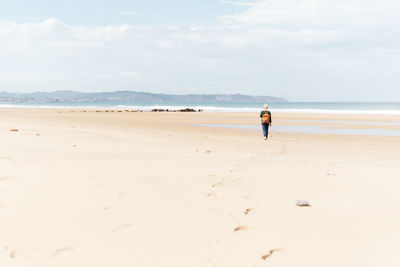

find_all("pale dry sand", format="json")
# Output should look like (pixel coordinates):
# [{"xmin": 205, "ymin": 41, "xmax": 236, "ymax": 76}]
[{"xmin": 0, "ymin": 108, "xmax": 399, "ymax": 267}]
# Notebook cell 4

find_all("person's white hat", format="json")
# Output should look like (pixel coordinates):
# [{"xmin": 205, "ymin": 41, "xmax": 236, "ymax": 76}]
[{"xmin": 264, "ymin": 104, "xmax": 269, "ymax": 110}]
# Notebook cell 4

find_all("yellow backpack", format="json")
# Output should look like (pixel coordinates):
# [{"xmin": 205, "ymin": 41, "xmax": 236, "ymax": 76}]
[{"xmin": 262, "ymin": 113, "xmax": 271, "ymax": 123}]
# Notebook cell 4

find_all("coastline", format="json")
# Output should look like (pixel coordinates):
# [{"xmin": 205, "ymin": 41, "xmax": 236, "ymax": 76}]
[
  {"xmin": 0, "ymin": 108, "xmax": 399, "ymax": 266},
  {"xmin": 1, "ymin": 102, "xmax": 400, "ymax": 114}
]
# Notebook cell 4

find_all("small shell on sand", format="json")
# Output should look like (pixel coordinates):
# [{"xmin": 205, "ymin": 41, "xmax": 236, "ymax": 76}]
[{"xmin": 296, "ymin": 200, "xmax": 311, "ymax": 207}]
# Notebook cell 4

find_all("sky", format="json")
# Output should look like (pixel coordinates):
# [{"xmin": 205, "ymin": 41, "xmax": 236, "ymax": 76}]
[{"xmin": 1, "ymin": 0, "xmax": 400, "ymax": 101}]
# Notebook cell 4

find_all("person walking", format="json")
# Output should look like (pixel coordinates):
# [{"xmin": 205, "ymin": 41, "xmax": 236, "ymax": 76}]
[{"xmin": 260, "ymin": 104, "xmax": 272, "ymax": 140}]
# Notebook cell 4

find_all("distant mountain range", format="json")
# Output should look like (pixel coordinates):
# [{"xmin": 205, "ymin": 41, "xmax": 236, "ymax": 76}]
[{"xmin": 0, "ymin": 90, "xmax": 288, "ymax": 104}]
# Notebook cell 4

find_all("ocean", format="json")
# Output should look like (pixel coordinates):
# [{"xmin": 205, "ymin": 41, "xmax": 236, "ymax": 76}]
[{"xmin": 1, "ymin": 101, "xmax": 400, "ymax": 114}]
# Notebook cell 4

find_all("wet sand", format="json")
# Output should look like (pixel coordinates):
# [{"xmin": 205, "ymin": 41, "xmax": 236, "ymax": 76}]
[{"xmin": 0, "ymin": 108, "xmax": 399, "ymax": 267}]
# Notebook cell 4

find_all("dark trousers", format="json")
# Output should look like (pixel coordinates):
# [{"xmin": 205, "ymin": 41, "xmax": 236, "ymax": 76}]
[{"xmin": 261, "ymin": 123, "xmax": 269, "ymax": 138}]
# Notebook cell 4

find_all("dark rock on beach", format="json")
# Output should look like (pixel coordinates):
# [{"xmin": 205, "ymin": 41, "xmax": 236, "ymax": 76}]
[{"xmin": 151, "ymin": 108, "xmax": 202, "ymax": 112}]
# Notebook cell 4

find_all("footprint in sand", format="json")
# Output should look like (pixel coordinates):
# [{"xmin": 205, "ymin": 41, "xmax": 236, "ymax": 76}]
[
  {"xmin": 211, "ymin": 182, "xmax": 224, "ymax": 188},
  {"xmin": 279, "ymin": 144, "xmax": 287, "ymax": 155},
  {"xmin": 211, "ymin": 178, "xmax": 241, "ymax": 188},
  {"xmin": 4, "ymin": 247, "xmax": 37, "ymax": 259},
  {"xmin": 0, "ymin": 203, "xmax": 9, "ymax": 208},
  {"xmin": 117, "ymin": 192, "xmax": 126, "ymax": 199},
  {"xmin": 0, "ymin": 176, "xmax": 15, "ymax": 182},
  {"xmin": 109, "ymin": 224, "xmax": 134, "ymax": 234},
  {"xmin": 50, "ymin": 246, "xmax": 76, "ymax": 258}
]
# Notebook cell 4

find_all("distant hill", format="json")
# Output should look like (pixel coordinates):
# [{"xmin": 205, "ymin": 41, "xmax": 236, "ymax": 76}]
[{"xmin": 0, "ymin": 90, "xmax": 288, "ymax": 104}]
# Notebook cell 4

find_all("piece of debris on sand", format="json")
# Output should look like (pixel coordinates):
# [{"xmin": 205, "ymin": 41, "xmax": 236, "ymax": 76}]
[
  {"xmin": 233, "ymin": 225, "xmax": 247, "ymax": 232},
  {"xmin": 296, "ymin": 200, "xmax": 311, "ymax": 207},
  {"xmin": 261, "ymin": 249, "xmax": 282, "ymax": 260},
  {"xmin": 244, "ymin": 208, "xmax": 252, "ymax": 215}
]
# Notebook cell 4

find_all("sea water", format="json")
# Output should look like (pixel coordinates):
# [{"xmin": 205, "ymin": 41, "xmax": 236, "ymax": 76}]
[
  {"xmin": 1, "ymin": 101, "xmax": 400, "ymax": 114},
  {"xmin": 198, "ymin": 124, "xmax": 400, "ymax": 137}
]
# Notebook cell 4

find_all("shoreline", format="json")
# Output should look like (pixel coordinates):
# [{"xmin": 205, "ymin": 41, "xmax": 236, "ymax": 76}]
[{"xmin": 1, "ymin": 104, "xmax": 400, "ymax": 114}]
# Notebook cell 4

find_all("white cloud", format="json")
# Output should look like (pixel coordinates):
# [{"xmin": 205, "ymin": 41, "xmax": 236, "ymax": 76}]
[{"xmin": 1, "ymin": 0, "xmax": 400, "ymax": 102}]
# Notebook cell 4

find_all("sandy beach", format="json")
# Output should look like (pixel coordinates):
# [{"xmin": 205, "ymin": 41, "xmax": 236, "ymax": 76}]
[{"xmin": 0, "ymin": 108, "xmax": 399, "ymax": 267}]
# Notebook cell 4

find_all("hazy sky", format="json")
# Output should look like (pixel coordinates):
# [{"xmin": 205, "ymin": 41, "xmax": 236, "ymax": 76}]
[{"xmin": 1, "ymin": 0, "xmax": 400, "ymax": 101}]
